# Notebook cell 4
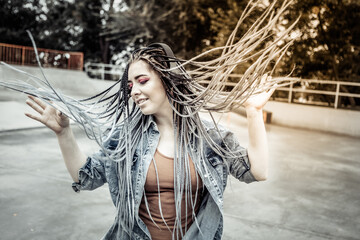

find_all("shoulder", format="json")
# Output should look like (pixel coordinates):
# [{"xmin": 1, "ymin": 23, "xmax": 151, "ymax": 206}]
[
  {"xmin": 200, "ymin": 118, "xmax": 228, "ymax": 132},
  {"xmin": 200, "ymin": 118, "xmax": 235, "ymax": 143},
  {"xmin": 200, "ymin": 118, "xmax": 242, "ymax": 154}
]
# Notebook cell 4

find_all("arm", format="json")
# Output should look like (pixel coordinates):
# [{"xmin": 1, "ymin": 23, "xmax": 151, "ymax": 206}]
[
  {"xmin": 243, "ymin": 76, "xmax": 275, "ymax": 181},
  {"xmin": 56, "ymin": 127, "xmax": 87, "ymax": 182},
  {"xmin": 245, "ymin": 106, "xmax": 268, "ymax": 181},
  {"xmin": 25, "ymin": 96, "xmax": 86, "ymax": 182}
]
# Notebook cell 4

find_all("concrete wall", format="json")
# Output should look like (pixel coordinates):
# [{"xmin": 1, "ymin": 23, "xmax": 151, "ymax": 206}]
[
  {"xmin": 0, "ymin": 65, "xmax": 115, "ymax": 100},
  {"xmin": 264, "ymin": 101, "xmax": 360, "ymax": 137}
]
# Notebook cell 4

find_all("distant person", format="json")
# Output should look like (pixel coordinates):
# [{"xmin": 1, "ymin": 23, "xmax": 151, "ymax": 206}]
[{"xmin": 0, "ymin": 1, "xmax": 296, "ymax": 239}]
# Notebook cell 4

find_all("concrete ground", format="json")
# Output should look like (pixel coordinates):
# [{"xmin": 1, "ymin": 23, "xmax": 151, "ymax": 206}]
[
  {"xmin": 0, "ymin": 66, "xmax": 359, "ymax": 239},
  {"xmin": 0, "ymin": 105, "xmax": 359, "ymax": 240}
]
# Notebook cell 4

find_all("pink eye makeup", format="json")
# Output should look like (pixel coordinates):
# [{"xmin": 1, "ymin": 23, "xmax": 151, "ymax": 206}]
[
  {"xmin": 127, "ymin": 76, "xmax": 149, "ymax": 91},
  {"xmin": 138, "ymin": 77, "xmax": 149, "ymax": 84}
]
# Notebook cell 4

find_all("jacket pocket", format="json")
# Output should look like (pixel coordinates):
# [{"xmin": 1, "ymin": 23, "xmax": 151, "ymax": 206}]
[{"xmin": 207, "ymin": 155, "xmax": 223, "ymax": 167}]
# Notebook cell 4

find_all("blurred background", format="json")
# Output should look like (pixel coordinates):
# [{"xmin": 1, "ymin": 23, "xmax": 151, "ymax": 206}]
[
  {"xmin": 1, "ymin": 0, "xmax": 359, "ymax": 111},
  {"xmin": 0, "ymin": 0, "xmax": 360, "ymax": 240}
]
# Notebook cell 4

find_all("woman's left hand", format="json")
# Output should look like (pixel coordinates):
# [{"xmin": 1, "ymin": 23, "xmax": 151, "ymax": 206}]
[{"xmin": 243, "ymin": 75, "xmax": 276, "ymax": 111}]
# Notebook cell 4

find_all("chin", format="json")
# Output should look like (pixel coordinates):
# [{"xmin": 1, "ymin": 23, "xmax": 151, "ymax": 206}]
[
  {"xmin": 140, "ymin": 111, "xmax": 152, "ymax": 116},
  {"xmin": 138, "ymin": 107, "xmax": 154, "ymax": 116}
]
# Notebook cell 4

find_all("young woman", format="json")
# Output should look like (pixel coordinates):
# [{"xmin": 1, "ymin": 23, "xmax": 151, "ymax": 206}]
[
  {"xmin": 0, "ymin": 1, "xmax": 297, "ymax": 239},
  {"xmin": 24, "ymin": 44, "xmax": 273, "ymax": 239}
]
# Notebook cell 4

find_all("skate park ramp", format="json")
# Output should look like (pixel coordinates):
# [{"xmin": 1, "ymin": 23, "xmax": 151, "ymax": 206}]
[{"xmin": 0, "ymin": 65, "xmax": 359, "ymax": 240}]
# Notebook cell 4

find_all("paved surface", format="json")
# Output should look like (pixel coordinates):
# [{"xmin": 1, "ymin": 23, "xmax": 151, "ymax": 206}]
[{"xmin": 1, "ymin": 86, "xmax": 360, "ymax": 239}]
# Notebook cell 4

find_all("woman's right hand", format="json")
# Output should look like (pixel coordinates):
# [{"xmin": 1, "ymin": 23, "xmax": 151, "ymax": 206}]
[
  {"xmin": 26, "ymin": 95, "xmax": 86, "ymax": 182},
  {"xmin": 25, "ymin": 95, "xmax": 70, "ymax": 135}
]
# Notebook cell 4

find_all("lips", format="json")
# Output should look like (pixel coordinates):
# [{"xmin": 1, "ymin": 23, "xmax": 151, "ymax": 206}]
[{"xmin": 136, "ymin": 98, "xmax": 148, "ymax": 106}]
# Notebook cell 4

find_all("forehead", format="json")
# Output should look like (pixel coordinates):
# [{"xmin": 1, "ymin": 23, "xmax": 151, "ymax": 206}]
[{"xmin": 128, "ymin": 60, "xmax": 153, "ymax": 80}]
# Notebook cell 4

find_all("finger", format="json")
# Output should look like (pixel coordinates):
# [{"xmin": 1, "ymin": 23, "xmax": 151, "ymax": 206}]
[
  {"xmin": 26, "ymin": 98, "xmax": 44, "ymax": 114},
  {"xmin": 25, "ymin": 112, "xmax": 43, "ymax": 123},
  {"xmin": 266, "ymin": 85, "xmax": 277, "ymax": 96},
  {"xmin": 264, "ymin": 81, "xmax": 277, "ymax": 92},
  {"xmin": 28, "ymin": 95, "xmax": 47, "ymax": 109}
]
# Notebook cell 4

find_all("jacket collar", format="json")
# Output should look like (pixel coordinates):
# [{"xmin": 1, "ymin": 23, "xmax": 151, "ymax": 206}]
[{"xmin": 142, "ymin": 114, "xmax": 158, "ymax": 133}]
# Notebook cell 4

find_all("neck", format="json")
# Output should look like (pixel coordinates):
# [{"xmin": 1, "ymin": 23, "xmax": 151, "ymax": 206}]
[
  {"xmin": 153, "ymin": 98, "xmax": 174, "ymax": 130},
  {"xmin": 153, "ymin": 105, "xmax": 175, "ymax": 157},
  {"xmin": 153, "ymin": 110, "xmax": 173, "ymax": 131}
]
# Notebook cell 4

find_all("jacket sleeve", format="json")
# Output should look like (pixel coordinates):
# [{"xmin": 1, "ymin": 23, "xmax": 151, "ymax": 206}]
[
  {"xmin": 72, "ymin": 152, "xmax": 108, "ymax": 192},
  {"xmin": 72, "ymin": 128, "xmax": 122, "ymax": 193},
  {"xmin": 221, "ymin": 130, "xmax": 258, "ymax": 184}
]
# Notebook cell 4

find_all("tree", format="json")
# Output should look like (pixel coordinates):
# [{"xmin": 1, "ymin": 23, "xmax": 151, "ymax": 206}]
[
  {"xmin": 74, "ymin": 0, "xmax": 104, "ymax": 62},
  {"xmin": 0, "ymin": 0, "xmax": 44, "ymax": 46},
  {"xmin": 282, "ymin": 0, "xmax": 360, "ymax": 108},
  {"xmin": 102, "ymin": 0, "xmax": 257, "ymax": 59},
  {"xmin": 38, "ymin": 0, "xmax": 81, "ymax": 51}
]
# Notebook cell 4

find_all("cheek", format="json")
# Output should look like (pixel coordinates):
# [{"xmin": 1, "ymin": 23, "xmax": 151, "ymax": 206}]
[
  {"xmin": 156, "ymin": 85, "xmax": 168, "ymax": 102},
  {"xmin": 149, "ymin": 81, "xmax": 167, "ymax": 98}
]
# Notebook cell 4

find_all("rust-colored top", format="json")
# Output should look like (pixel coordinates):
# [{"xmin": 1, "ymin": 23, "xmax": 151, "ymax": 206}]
[{"xmin": 139, "ymin": 149, "xmax": 203, "ymax": 240}]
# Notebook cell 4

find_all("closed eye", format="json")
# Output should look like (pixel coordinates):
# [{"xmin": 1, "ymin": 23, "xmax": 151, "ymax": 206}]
[{"xmin": 138, "ymin": 77, "xmax": 149, "ymax": 84}]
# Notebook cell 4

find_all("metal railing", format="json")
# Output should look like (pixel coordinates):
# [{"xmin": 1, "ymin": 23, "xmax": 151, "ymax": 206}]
[
  {"xmin": 84, "ymin": 63, "xmax": 360, "ymax": 109},
  {"xmin": 0, "ymin": 42, "xmax": 84, "ymax": 70},
  {"xmin": 84, "ymin": 62, "xmax": 123, "ymax": 81},
  {"xmin": 200, "ymin": 75, "xmax": 360, "ymax": 109},
  {"xmin": 276, "ymin": 79, "xmax": 360, "ymax": 109}
]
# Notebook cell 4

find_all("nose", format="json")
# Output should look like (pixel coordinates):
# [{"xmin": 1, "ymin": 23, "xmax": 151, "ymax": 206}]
[{"xmin": 130, "ymin": 83, "xmax": 140, "ymax": 99}]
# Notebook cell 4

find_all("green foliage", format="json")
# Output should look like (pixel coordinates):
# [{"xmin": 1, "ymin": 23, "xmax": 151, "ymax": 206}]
[
  {"xmin": 200, "ymin": 0, "xmax": 276, "ymax": 74},
  {"xmin": 283, "ymin": 0, "xmax": 360, "ymax": 79},
  {"xmin": 0, "ymin": 0, "xmax": 44, "ymax": 46},
  {"xmin": 38, "ymin": 0, "xmax": 81, "ymax": 51},
  {"xmin": 101, "ymin": 0, "xmax": 206, "ymax": 59},
  {"xmin": 74, "ymin": 0, "xmax": 104, "ymax": 62},
  {"xmin": 1, "ymin": 0, "xmax": 359, "ymax": 107},
  {"xmin": 280, "ymin": 0, "xmax": 360, "ymax": 107},
  {"xmin": 104, "ymin": 0, "xmax": 254, "ymax": 58}
]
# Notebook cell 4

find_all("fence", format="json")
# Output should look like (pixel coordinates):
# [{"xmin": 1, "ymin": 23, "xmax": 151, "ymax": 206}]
[
  {"xmin": 0, "ymin": 42, "xmax": 83, "ymax": 70},
  {"xmin": 84, "ymin": 63, "xmax": 360, "ymax": 110},
  {"xmin": 84, "ymin": 62, "xmax": 123, "ymax": 81},
  {"xmin": 275, "ymin": 79, "xmax": 360, "ymax": 109},
  {"xmin": 199, "ymin": 75, "xmax": 360, "ymax": 109}
]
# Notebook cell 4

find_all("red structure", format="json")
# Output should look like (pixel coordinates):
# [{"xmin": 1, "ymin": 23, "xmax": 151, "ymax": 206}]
[{"xmin": 0, "ymin": 42, "xmax": 83, "ymax": 70}]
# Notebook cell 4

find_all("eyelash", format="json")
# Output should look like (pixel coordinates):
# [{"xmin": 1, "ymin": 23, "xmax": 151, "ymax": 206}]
[
  {"xmin": 128, "ymin": 78, "xmax": 149, "ymax": 90},
  {"xmin": 138, "ymin": 78, "xmax": 149, "ymax": 84}
]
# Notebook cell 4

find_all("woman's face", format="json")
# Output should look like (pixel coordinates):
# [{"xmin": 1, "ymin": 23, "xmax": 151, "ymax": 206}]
[{"xmin": 128, "ymin": 60, "xmax": 172, "ymax": 117}]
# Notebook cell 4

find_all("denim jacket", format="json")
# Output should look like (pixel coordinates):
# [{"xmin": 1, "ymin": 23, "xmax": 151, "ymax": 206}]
[{"xmin": 72, "ymin": 116, "xmax": 257, "ymax": 239}]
